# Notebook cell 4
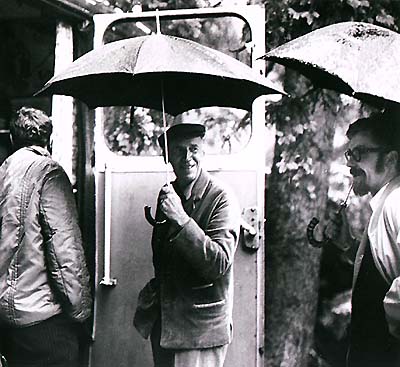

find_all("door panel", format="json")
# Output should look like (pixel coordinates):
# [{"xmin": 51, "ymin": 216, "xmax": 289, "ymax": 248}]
[
  {"xmin": 90, "ymin": 6, "xmax": 266, "ymax": 367},
  {"xmin": 93, "ymin": 172, "xmax": 163, "ymax": 366},
  {"xmin": 214, "ymin": 170, "xmax": 260, "ymax": 367},
  {"xmin": 92, "ymin": 169, "xmax": 262, "ymax": 367}
]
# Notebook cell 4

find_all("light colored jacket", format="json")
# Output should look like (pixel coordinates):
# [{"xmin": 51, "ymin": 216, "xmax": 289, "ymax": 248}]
[{"xmin": 0, "ymin": 146, "xmax": 92, "ymax": 327}]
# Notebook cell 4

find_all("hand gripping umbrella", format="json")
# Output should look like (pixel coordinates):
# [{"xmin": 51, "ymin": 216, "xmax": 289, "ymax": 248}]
[
  {"xmin": 262, "ymin": 21, "xmax": 400, "ymax": 108},
  {"xmin": 38, "ymin": 21, "xmax": 286, "ymax": 226}
]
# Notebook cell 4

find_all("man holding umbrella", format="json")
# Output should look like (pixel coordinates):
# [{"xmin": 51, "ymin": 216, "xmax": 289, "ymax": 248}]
[
  {"xmin": 262, "ymin": 18, "xmax": 400, "ymax": 367},
  {"xmin": 325, "ymin": 109, "xmax": 400, "ymax": 367},
  {"xmin": 134, "ymin": 121, "xmax": 241, "ymax": 367}
]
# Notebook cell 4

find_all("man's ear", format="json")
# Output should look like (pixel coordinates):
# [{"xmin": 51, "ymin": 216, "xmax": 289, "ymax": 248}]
[{"xmin": 386, "ymin": 150, "xmax": 398, "ymax": 170}]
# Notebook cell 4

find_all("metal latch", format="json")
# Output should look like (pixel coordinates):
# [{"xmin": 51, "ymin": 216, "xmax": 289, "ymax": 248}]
[
  {"xmin": 241, "ymin": 207, "xmax": 259, "ymax": 250},
  {"xmin": 100, "ymin": 164, "xmax": 117, "ymax": 287}
]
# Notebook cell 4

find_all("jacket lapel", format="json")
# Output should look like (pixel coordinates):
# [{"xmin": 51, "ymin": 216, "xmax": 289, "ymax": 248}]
[{"xmin": 352, "ymin": 228, "xmax": 369, "ymax": 288}]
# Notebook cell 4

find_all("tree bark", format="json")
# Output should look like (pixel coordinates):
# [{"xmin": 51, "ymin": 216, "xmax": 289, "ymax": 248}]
[{"xmin": 264, "ymin": 76, "xmax": 337, "ymax": 366}]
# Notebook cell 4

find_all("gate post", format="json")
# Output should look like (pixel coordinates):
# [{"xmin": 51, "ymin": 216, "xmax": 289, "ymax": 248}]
[{"xmin": 51, "ymin": 21, "xmax": 75, "ymax": 185}]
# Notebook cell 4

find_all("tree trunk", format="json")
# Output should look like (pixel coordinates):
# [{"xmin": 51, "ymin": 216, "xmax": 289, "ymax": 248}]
[{"xmin": 264, "ymin": 79, "xmax": 337, "ymax": 366}]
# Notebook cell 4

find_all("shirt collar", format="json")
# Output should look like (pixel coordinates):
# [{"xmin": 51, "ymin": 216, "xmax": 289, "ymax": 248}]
[
  {"xmin": 370, "ymin": 175, "xmax": 400, "ymax": 212},
  {"xmin": 370, "ymin": 183, "xmax": 389, "ymax": 212},
  {"xmin": 190, "ymin": 169, "xmax": 210, "ymax": 201},
  {"xmin": 23, "ymin": 145, "xmax": 51, "ymax": 158},
  {"xmin": 173, "ymin": 168, "xmax": 210, "ymax": 202}
]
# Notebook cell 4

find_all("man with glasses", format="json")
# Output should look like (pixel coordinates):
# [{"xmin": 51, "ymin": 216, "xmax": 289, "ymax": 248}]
[{"xmin": 325, "ymin": 109, "xmax": 400, "ymax": 367}]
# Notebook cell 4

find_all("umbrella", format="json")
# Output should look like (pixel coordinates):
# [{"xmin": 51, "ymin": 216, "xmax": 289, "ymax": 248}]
[
  {"xmin": 262, "ymin": 21, "xmax": 400, "ymax": 107},
  {"xmin": 37, "ymin": 33, "xmax": 285, "ymax": 115},
  {"xmin": 38, "ymin": 29, "xmax": 286, "ymax": 226}
]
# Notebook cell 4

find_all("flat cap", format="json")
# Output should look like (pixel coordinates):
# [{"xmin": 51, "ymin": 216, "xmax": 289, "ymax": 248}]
[{"xmin": 158, "ymin": 122, "xmax": 206, "ymax": 149}]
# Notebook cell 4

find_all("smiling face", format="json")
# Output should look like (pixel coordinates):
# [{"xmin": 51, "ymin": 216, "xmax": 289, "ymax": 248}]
[
  {"xmin": 168, "ymin": 136, "xmax": 205, "ymax": 187},
  {"xmin": 346, "ymin": 131, "xmax": 393, "ymax": 196}
]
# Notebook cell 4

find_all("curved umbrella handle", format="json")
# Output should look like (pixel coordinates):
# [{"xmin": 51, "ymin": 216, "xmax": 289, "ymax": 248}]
[
  {"xmin": 307, "ymin": 217, "xmax": 326, "ymax": 248},
  {"xmin": 144, "ymin": 206, "xmax": 167, "ymax": 226},
  {"xmin": 307, "ymin": 201, "xmax": 349, "ymax": 248},
  {"xmin": 307, "ymin": 185, "xmax": 353, "ymax": 248}
]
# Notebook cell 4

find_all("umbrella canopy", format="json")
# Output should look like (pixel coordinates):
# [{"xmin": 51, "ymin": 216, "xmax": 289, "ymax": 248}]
[
  {"xmin": 263, "ymin": 21, "xmax": 400, "ymax": 107},
  {"xmin": 38, "ymin": 33, "xmax": 285, "ymax": 115}
]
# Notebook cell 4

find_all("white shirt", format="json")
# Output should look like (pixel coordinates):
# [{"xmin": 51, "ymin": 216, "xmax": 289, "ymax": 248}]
[{"xmin": 367, "ymin": 175, "xmax": 400, "ymax": 338}]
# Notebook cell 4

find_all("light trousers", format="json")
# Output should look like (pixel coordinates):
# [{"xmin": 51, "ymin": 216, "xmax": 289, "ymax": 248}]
[{"xmin": 150, "ymin": 319, "xmax": 228, "ymax": 367}]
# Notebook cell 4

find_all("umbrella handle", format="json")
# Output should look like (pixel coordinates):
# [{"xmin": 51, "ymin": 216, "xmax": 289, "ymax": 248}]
[
  {"xmin": 306, "ymin": 217, "xmax": 325, "ymax": 248},
  {"xmin": 307, "ymin": 184, "xmax": 352, "ymax": 248},
  {"xmin": 144, "ymin": 205, "xmax": 167, "ymax": 226},
  {"xmin": 307, "ymin": 201, "xmax": 348, "ymax": 248}
]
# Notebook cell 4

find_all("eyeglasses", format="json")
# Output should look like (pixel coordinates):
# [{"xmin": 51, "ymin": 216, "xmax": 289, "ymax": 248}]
[{"xmin": 344, "ymin": 146, "xmax": 386, "ymax": 162}]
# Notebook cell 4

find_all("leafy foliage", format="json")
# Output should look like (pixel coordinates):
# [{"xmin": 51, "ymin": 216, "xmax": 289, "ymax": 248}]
[
  {"xmin": 261, "ymin": 0, "xmax": 400, "ymax": 52},
  {"xmin": 106, "ymin": 0, "xmax": 215, "ymax": 12},
  {"xmin": 103, "ymin": 106, "xmax": 171, "ymax": 156}
]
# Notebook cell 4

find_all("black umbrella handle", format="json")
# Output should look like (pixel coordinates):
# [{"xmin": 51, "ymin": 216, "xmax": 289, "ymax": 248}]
[
  {"xmin": 307, "ymin": 183, "xmax": 353, "ymax": 248},
  {"xmin": 144, "ymin": 206, "xmax": 167, "ymax": 227},
  {"xmin": 307, "ymin": 217, "xmax": 326, "ymax": 248},
  {"xmin": 307, "ymin": 201, "xmax": 349, "ymax": 248}
]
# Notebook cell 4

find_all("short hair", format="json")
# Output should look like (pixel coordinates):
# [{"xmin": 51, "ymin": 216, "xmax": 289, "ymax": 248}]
[
  {"xmin": 10, "ymin": 107, "xmax": 52, "ymax": 148},
  {"xmin": 346, "ymin": 109, "xmax": 400, "ymax": 149},
  {"xmin": 346, "ymin": 109, "xmax": 400, "ymax": 170}
]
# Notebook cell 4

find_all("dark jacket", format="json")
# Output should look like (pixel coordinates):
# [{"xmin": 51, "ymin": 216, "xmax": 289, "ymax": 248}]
[
  {"xmin": 135, "ymin": 169, "xmax": 240, "ymax": 349},
  {"xmin": 0, "ymin": 146, "xmax": 92, "ymax": 327}
]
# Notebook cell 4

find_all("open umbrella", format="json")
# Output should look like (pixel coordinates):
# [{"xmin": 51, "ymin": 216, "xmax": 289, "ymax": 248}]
[
  {"xmin": 38, "ymin": 33, "xmax": 285, "ymax": 115},
  {"xmin": 38, "ymin": 28, "xmax": 285, "ymax": 226},
  {"xmin": 262, "ymin": 21, "xmax": 400, "ymax": 107}
]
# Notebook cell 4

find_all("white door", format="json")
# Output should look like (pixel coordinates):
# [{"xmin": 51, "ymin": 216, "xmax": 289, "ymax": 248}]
[{"xmin": 90, "ymin": 6, "xmax": 268, "ymax": 367}]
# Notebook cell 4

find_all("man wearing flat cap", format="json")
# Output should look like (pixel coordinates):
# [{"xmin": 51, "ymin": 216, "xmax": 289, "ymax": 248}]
[{"xmin": 134, "ymin": 122, "xmax": 241, "ymax": 367}]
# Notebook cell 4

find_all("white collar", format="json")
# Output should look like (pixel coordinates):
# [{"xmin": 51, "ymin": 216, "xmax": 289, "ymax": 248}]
[
  {"xmin": 370, "ymin": 175, "xmax": 400, "ymax": 212},
  {"xmin": 370, "ymin": 182, "xmax": 389, "ymax": 212}
]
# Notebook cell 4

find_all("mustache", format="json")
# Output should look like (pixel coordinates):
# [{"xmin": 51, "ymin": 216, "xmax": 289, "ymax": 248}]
[{"xmin": 350, "ymin": 168, "xmax": 365, "ymax": 176}]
